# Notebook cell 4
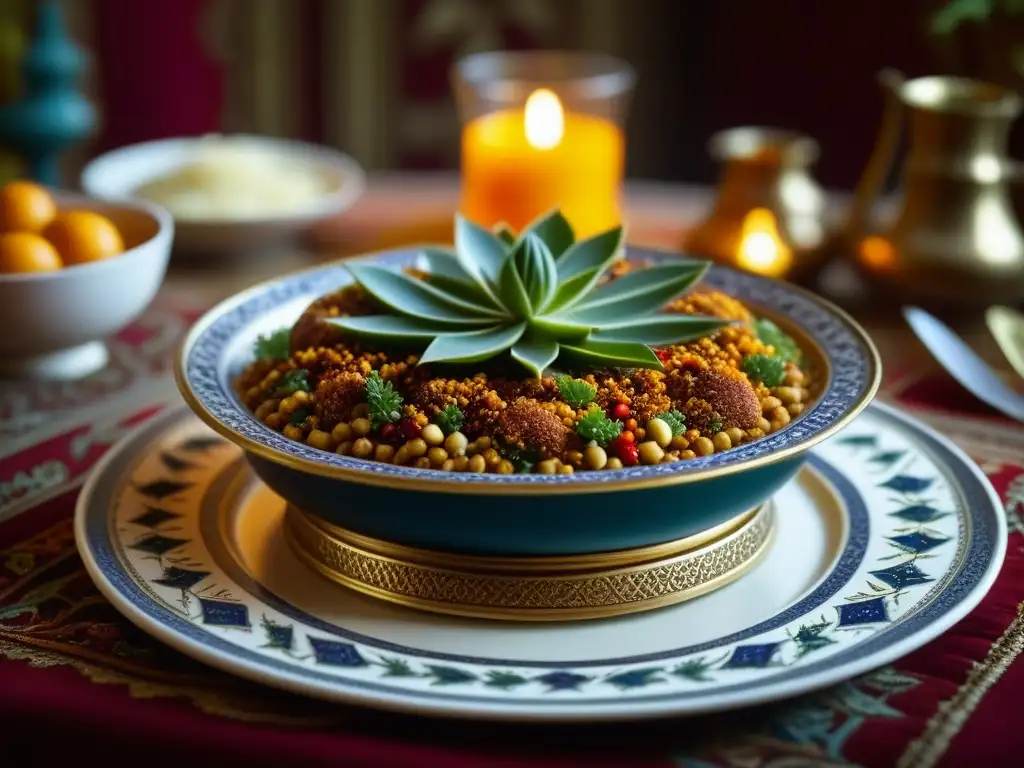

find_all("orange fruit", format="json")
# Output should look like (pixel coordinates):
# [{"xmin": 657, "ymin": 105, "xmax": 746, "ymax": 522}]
[
  {"xmin": 44, "ymin": 210, "xmax": 124, "ymax": 265},
  {"xmin": 0, "ymin": 180, "xmax": 57, "ymax": 234},
  {"xmin": 0, "ymin": 231, "xmax": 64, "ymax": 273}
]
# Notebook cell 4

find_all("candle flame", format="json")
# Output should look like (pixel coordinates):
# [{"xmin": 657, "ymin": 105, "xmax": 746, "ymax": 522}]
[
  {"xmin": 736, "ymin": 208, "xmax": 792, "ymax": 277},
  {"xmin": 524, "ymin": 89, "xmax": 564, "ymax": 150}
]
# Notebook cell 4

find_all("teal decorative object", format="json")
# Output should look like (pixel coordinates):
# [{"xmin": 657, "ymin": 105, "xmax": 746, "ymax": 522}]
[{"xmin": 0, "ymin": 1, "xmax": 95, "ymax": 185}]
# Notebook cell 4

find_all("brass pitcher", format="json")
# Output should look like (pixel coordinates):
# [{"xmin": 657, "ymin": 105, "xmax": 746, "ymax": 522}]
[{"xmin": 847, "ymin": 70, "xmax": 1024, "ymax": 306}]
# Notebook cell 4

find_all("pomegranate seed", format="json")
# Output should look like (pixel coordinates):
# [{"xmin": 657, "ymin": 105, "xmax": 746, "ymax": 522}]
[
  {"xmin": 399, "ymin": 418, "xmax": 421, "ymax": 441},
  {"xmin": 379, "ymin": 422, "xmax": 399, "ymax": 443},
  {"xmin": 655, "ymin": 348, "xmax": 672, "ymax": 362},
  {"xmin": 615, "ymin": 439, "xmax": 639, "ymax": 466},
  {"xmin": 611, "ymin": 402, "xmax": 630, "ymax": 421}
]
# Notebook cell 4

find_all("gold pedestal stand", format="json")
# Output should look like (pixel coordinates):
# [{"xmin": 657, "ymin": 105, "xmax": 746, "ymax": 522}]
[{"xmin": 285, "ymin": 504, "xmax": 774, "ymax": 622}]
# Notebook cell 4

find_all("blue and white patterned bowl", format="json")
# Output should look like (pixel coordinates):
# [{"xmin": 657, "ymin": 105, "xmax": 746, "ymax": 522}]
[{"xmin": 175, "ymin": 247, "xmax": 881, "ymax": 556}]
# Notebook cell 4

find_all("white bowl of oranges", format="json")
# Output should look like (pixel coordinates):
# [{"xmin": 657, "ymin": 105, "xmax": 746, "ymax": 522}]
[{"xmin": 0, "ymin": 180, "xmax": 173, "ymax": 379}]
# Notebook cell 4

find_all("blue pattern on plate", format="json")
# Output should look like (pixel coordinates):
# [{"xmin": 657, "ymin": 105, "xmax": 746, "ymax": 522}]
[
  {"xmin": 181, "ymin": 249, "xmax": 876, "ymax": 488},
  {"xmin": 80, "ymin": 405, "xmax": 1003, "ymax": 708}
]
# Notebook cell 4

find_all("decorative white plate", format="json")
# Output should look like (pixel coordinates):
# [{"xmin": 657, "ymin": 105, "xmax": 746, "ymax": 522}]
[{"xmin": 75, "ymin": 402, "xmax": 1005, "ymax": 722}]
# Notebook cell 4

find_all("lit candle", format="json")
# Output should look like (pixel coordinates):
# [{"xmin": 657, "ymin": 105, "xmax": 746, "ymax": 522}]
[
  {"xmin": 459, "ymin": 88, "xmax": 625, "ymax": 239},
  {"xmin": 735, "ymin": 208, "xmax": 793, "ymax": 278}
]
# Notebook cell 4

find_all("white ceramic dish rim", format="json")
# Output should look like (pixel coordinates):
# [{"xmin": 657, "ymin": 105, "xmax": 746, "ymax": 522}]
[
  {"xmin": 80, "ymin": 134, "xmax": 367, "ymax": 227},
  {"xmin": 74, "ymin": 399, "xmax": 1007, "ymax": 722}
]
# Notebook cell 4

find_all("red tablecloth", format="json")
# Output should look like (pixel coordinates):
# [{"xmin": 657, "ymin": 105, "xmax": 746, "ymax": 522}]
[{"xmin": 1, "ymin": 299, "xmax": 1022, "ymax": 767}]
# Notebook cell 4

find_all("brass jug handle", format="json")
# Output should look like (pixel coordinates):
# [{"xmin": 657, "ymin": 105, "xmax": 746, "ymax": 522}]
[{"xmin": 844, "ymin": 69, "xmax": 906, "ymax": 243}]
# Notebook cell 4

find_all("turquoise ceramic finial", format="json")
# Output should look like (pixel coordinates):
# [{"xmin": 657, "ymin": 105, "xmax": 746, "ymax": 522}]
[{"xmin": 0, "ymin": 0, "xmax": 96, "ymax": 186}]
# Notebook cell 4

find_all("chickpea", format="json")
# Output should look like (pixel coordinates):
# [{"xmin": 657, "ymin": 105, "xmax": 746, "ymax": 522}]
[
  {"xmin": 306, "ymin": 429, "xmax": 334, "ymax": 451},
  {"xmin": 679, "ymin": 449, "xmax": 697, "ymax": 460},
  {"xmin": 746, "ymin": 428, "xmax": 765, "ymax": 440},
  {"xmin": 254, "ymin": 399, "xmax": 280, "ymax": 420},
  {"xmin": 278, "ymin": 396, "xmax": 300, "ymax": 415},
  {"xmin": 331, "ymin": 422, "xmax": 352, "ymax": 442},
  {"xmin": 584, "ymin": 445, "xmax": 608, "ymax": 470},
  {"xmin": 292, "ymin": 390, "xmax": 311, "ymax": 405},
  {"xmin": 605, "ymin": 457, "xmax": 624, "ymax": 470},
  {"xmin": 770, "ymin": 406, "xmax": 791, "ymax": 426},
  {"xmin": 558, "ymin": 464, "xmax": 574, "ymax": 475},
  {"xmin": 670, "ymin": 435, "xmax": 689, "ymax": 451},
  {"xmin": 414, "ymin": 456, "xmax": 432, "ymax": 469},
  {"xmin": 264, "ymin": 412, "xmax": 284, "ymax": 430},
  {"xmin": 421, "ymin": 424, "xmax": 444, "ymax": 446},
  {"xmin": 638, "ymin": 441, "xmax": 665, "ymax": 465},
  {"xmin": 726, "ymin": 427, "xmax": 745, "ymax": 445},
  {"xmin": 757, "ymin": 416, "xmax": 772, "ymax": 433},
  {"xmin": 444, "ymin": 431, "xmax": 468, "ymax": 456},
  {"xmin": 352, "ymin": 438, "xmax": 374, "ymax": 458},
  {"xmin": 761, "ymin": 396, "xmax": 782, "ymax": 412},
  {"xmin": 336, "ymin": 440, "xmax": 353, "ymax": 456},
  {"xmin": 441, "ymin": 459, "xmax": 455, "ymax": 472},
  {"xmin": 565, "ymin": 450, "xmax": 583, "ymax": 466},
  {"xmin": 375, "ymin": 444, "xmax": 395, "ymax": 463},
  {"xmin": 684, "ymin": 429, "xmax": 701, "ymax": 443},
  {"xmin": 467, "ymin": 454, "xmax": 487, "ymax": 473},
  {"xmin": 475, "ymin": 436, "xmax": 492, "ymax": 451},
  {"xmin": 692, "ymin": 436, "xmax": 715, "ymax": 456},
  {"xmin": 282, "ymin": 424, "xmax": 304, "ymax": 441},
  {"xmin": 645, "ymin": 418, "xmax": 673, "ymax": 448},
  {"xmin": 775, "ymin": 387, "xmax": 802, "ymax": 405},
  {"xmin": 788, "ymin": 403, "xmax": 805, "ymax": 417},
  {"xmin": 427, "ymin": 447, "xmax": 448, "ymax": 465},
  {"xmin": 351, "ymin": 403, "xmax": 370, "ymax": 419},
  {"xmin": 537, "ymin": 459, "xmax": 559, "ymax": 475},
  {"xmin": 406, "ymin": 438, "xmax": 428, "ymax": 458},
  {"xmin": 497, "ymin": 459, "xmax": 515, "ymax": 474},
  {"xmin": 482, "ymin": 448, "xmax": 501, "ymax": 466},
  {"xmin": 712, "ymin": 432, "xmax": 732, "ymax": 452},
  {"xmin": 784, "ymin": 367, "xmax": 805, "ymax": 387},
  {"xmin": 452, "ymin": 455, "xmax": 469, "ymax": 472},
  {"xmin": 350, "ymin": 417, "xmax": 371, "ymax": 437}
]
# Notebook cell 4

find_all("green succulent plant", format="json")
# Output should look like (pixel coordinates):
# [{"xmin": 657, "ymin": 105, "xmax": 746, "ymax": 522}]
[{"xmin": 328, "ymin": 210, "xmax": 729, "ymax": 377}]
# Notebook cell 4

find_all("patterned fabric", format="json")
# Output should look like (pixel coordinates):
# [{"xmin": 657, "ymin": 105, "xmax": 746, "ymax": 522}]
[{"xmin": 1, "ymin": 301, "xmax": 1023, "ymax": 767}]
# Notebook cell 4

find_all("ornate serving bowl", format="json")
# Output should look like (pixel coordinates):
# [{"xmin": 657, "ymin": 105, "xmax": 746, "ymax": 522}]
[{"xmin": 175, "ymin": 248, "xmax": 880, "ymax": 560}]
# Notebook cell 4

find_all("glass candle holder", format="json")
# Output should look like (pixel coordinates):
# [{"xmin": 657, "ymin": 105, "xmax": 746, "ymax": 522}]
[{"xmin": 452, "ymin": 50, "xmax": 635, "ymax": 239}]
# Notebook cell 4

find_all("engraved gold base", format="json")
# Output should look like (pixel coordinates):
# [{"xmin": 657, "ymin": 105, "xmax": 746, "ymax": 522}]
[{"xmin": 285, "ymin": 505, "xmax": 774, "ymax": 621}]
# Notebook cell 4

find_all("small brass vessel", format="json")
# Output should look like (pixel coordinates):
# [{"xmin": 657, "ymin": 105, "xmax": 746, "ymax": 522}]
[
  {"xmin": 846, "ymin": 70, "xmax": 1024, "ymax": 307},
  {"xmin": 683, "ymin": 127, "xmax": 828, "ymax": 282}
]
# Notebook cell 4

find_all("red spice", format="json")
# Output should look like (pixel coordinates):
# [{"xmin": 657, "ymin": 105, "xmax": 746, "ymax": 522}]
[
  {"xmin": 655, "ymin": 347, "xmax": 672, "ymax": 362},
  {"xmin": 399, "ymin": 418, "xmax": 421, "ymax": 441},
  {"xmin": 611, "ymin": 402, "xmax": 630, "ymax": 420}
]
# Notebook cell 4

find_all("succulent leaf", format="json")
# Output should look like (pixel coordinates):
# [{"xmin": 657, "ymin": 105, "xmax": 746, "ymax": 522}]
[
  {"xmin": 346, "ymin": 263, "xmax": 503, "ymax": 324},
  {"xmin": 560, "ymin": 338, "xmax": 664, "ymax": 369},
  {"xmin": 555, "ymin": 225, "xmax": 623, "ymax": 282},
  {"xmin": 510, "ymin": 337, "xmax": 560, "ymax": 377},
  {"xmin": 419, "ymin": 322, "xmax": 527, "ymax": 365},
  {"xmin": 512, "ymin": 232, "xmax": 558, "ymax": 312},
  {"xmin": 498, "ymin": 255, "xmax": 534, "ymax": 319},
  {"xmin": 570, "ymin": 262, "xmax": 709, "ymax": 322},
  {"xmin": 589, "ymin": 315, "xmax": 730, "ymax": 345},
  {"xmin": 328, "ymin": 314, "xmax": 487, "ymax": 341},
  {"xmin": 525, "ymin": 209, "xmax": 575, "ymax": 258},
  {"xmin": 454, "ymin": 215, "xmax": 507, "ymax": 289},
  {"xmin": 328, "ymin": 211, "xmax": 726, "ymax": 378},
  {"xmin": 492, "ymin": 222, "xmax": 517, "ymax": 246}
]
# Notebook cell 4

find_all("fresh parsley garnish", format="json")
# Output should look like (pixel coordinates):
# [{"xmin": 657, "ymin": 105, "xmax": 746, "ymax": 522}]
[
  {"xmin": 576, "ymin": 406, "xmax": 623, "ymax": 445},
  {"xmin": 554, "ymin": 374, "xmax": 597, "ymax": 409},
  {"xmin": 710, "ymin": 413, "xmax": 723, "ymax": 434},
  {"xmin": 754, "ymin": 318, "xmax": 801, "ymax": 363},
  {"xmin": 289, "ymin": 409, "xmax": 310, "ymax": 425},
  {"xmin": 365, "ymin": 370, "xmax": 403, "ymax": 428},
  {"xmin": 660, "ymin": 409, "xmax": 687, "ymax": 437},
  {"xmin": 253, "ymin": 328, "xmax": 291, "ymax": 362},
  {"xmin": 435, "ymin": 403, "xmax": 465, "ymax": 435},
  {"xmin": 275, "ymin": 369, "xmax": 312, "ymax": 396},
  {"xmin": 742, "ymin": 354, "xmax": 787, "ymax": 387}
]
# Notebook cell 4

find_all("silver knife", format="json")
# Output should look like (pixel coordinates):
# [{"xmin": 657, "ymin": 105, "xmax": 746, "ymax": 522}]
[{"xmin": 903, "ymin": 306, "xmax": 1024, "ymax": 423}]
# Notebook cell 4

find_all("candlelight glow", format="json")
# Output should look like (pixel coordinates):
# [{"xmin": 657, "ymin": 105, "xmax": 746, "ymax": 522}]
[
  {"xmin": 524, "ymin": 89, "xmax": 564, "ymax": 150},
  {"xmin": 736, "ymin": 208, "xmax": 793, "ymax": 277}
]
